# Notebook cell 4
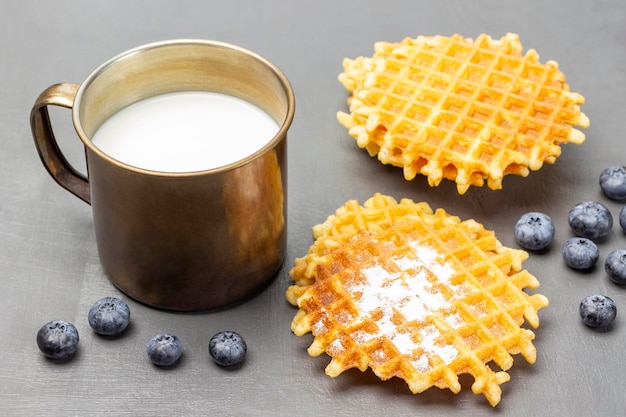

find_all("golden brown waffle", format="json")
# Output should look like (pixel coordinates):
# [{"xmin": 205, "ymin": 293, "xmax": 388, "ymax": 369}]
[
  {"xmin": 337, "ymin": 33, "xmax": 589, "ymax": 194},
  {"xmin": 286, "ymin": 194, "xmax": 548, "ymax": 406}
]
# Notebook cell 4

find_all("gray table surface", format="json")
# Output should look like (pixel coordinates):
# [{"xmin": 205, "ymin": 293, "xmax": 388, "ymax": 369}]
[{"xmin": 2, "ymin": 1, "xmax": 625, "ymax": 415}]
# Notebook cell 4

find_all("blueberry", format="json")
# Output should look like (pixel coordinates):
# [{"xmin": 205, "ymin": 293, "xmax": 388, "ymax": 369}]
[
  {"xmin": 605, "ymin": 249, "xmax": 626, "ymax": 284},
  {"xmin": 88, "ymin": 297, "xmax": 131, "ymax": 336},
  {"xmin": 561, "ymin": 237, "xmax": 599, "ymax": 270},
  {"xmin": 514, "ymin": 212, "xmax": 555, "ymax": 250},
  {"xmin": 147, "ymin": 333, "xmax": 182, "ymax": 367},
  {"xmin": 599, "ymin": 166, "xmax": 626, "ymax": 201},
  {"xmin": 568, "ymin": 201, "xmax": 613, "ymax": 239},
  {"xmin": 579, "ymin": 294, "xmax": 617, "ymax": 329},
  {"xmin": 209, "ymin": 331, "xmax": 247, "ymax": 367},
  {"xmin": 619, "ymin": 206, "xmax": 626, "ymax": 233},
  {"xmin": 36, "ymin": 320, "xmax": 79, "ymax": 360}
]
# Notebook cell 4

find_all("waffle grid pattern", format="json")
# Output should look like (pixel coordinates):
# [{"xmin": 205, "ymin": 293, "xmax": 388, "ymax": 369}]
[
  {"xmin": 337, "ymin": 33, "xmax": 589, "ymax": 194},
  {"xmin": 287, "ymin": 194, "xmax": 548, "ymax": 406}
]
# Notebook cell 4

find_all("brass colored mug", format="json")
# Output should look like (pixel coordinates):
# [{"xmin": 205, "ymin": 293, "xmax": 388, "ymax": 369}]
[{"xmin": 30, "ymin": 40, "xmax": 295, "ymax": 311}]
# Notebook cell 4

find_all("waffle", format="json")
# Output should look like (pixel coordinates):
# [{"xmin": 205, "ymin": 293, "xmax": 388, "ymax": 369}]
[
  {"xmin": 286, "ymin": 194, "xmax": 548, "ymax": 406},
  {"xmin": 337, "ymin": 33, "xmax": 589, "ymax": 194}
]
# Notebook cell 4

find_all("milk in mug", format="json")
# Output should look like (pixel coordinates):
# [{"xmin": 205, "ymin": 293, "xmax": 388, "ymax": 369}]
[{"xmin": 91, "ymin": 91, "xmax": 280, "ymax": 172}]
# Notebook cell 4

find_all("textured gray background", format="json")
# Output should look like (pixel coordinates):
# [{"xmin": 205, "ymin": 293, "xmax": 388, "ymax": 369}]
[{"xmin": 2, "ymin": 1, "xmax": 625, "ymax": 415}]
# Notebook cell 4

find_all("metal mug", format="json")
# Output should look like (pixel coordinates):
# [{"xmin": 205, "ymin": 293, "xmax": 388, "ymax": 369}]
[{"xmin": 30, "ymin": 39, "xmax": 295, "ymax": 311}]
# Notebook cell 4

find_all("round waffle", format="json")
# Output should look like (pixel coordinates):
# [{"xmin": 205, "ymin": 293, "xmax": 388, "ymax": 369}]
[
  {"xmin": 286, "ymin": 194, "xmax": 548, "ymax": 406},
  {"xmin": 337, "ymin": 33, "xmax": 589, "ymax": 194}
]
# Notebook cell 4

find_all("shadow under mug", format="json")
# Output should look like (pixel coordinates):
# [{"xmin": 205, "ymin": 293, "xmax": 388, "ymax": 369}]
[{"xmin": 30, "ymin": 39, "xmax": 296, "ymax": 311}]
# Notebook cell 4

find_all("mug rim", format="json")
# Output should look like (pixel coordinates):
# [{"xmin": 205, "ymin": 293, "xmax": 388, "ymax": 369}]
[{"xmin": 72, "ymin": 38, "xmax": 296, "ymax": 177}]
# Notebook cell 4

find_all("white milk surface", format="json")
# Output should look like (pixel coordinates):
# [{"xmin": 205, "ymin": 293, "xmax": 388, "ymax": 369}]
[{"xmin": 91, "ymin": 91, "xmax": 280, "ymax": 172}]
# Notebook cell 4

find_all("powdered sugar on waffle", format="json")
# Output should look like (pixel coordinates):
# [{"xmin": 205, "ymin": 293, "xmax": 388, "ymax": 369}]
[
  {"xmin": 349, "ymin": 241, "xmax": 460, "ymax": 369},
  {"xmin": 287, "ymin": 194, "xmax": 549, "ymax": 406}
]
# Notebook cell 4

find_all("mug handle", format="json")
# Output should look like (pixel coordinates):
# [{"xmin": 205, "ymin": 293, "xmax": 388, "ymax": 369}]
[{"xmin": 30, "ymin": 82, "xmax": 91, "ymax": 204}]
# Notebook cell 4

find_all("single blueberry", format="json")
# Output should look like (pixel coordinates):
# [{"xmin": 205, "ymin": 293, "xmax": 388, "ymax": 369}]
[
  {"xmin": 579, "ymin": 294, "xmax": 617, "ymax": 329},
  {"xmin": 619, "ymin": 206, "xmax": 626, "ymax": 233},
  {"xmin": 209, "ymin": 331, "xmax": 247, "ymax": 367},
  {"xmin": 605, "ymin": 249, "xmax": 626, "ymax": 284},
  {"xmin": 561, "ymin": 237, "xmax": 599, "ymax": 270},
  {"xmin": 147, "ymin": 333, "xmax": 183, "ymax": 367},
  {"xmin": 36, "ymin": 320, "xmax": 79, "ymax": 360},
  {"xmin": 568, "ymin": 201, "xmax": 613, "ymax": 239},
  {"xmin": 599, "ymin": 166, "xmax": 626, "ymax": 201},
  {"xmin": 88, "ymin": 297, "xmax": 131, "ymax": 336},
  {"xmin": 514, "ymin": 212, "xmax": 555, "ymax": 250}
]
